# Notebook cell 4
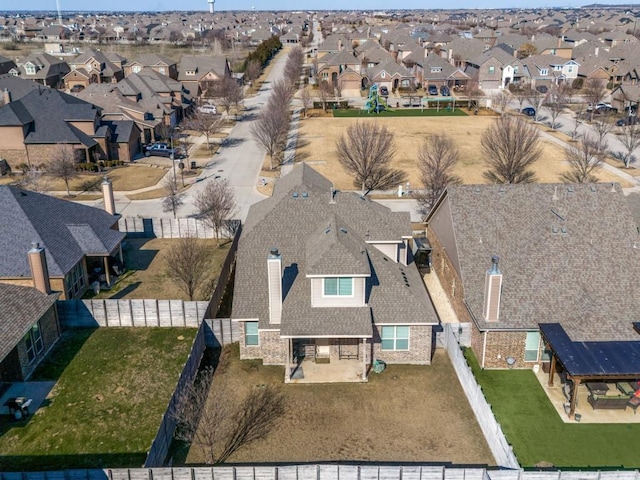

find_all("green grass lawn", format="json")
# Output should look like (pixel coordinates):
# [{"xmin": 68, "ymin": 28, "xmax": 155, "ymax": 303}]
[
  {"xmin": 0, "ymin": 328, "xmax": 197, "ymax": 471},
  {"xmin": 333, "ymin": 108, "xmax": 469, "ymax": 118},
  {"xmin": 465, "ymin": 349, "xmax": 640, "ymax": 469}
]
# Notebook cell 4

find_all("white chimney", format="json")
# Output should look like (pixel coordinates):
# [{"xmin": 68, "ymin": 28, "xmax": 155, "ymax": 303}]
[
  {"xmin": 28, "ymin": 242, "xmax": 51, "ymax": 295},
  {"xmin": 483, "ymin": 255, "xmax": 502, "ymax": 322},
  {"xmin": 102, "ymin": 176, "xmax": 116, "ymax": 215},
  {"xmin": 267, "ymin": 247, "xmax": 282, "ymax": 324},
  {"xmin": 594, "ymin": 46, "xmax": 599, "ymax": 58}
]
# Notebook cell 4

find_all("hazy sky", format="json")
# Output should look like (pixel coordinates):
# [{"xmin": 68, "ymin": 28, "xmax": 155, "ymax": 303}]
[{"xmin": 3, "ymin": 1, "xmax": 613, "ymax": 13}]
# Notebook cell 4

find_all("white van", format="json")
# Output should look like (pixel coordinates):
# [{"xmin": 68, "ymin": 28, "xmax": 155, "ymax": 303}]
[{"xmin": 198, "ymin": 104, "xmax": 217, "ymax": 114}]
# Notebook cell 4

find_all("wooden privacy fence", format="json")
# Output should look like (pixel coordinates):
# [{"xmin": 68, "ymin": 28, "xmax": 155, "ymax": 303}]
[
  {"xmin": 4, "ymin": 467, "xmax": 640, "ymax": 480},
  {"xmin": 144, "ymin": 321, "xmax": 207, "ymax": 467},
  {"xmin": 118, "ymin": 217, "xmax": 241, "ymax": 239},
  {"xmin": 443, "ymin": 323, "xmax": 519, "ymax": 469},
  {"xmin": 205, "ymin": 224, "xmax": 241, "ymax": 319}
]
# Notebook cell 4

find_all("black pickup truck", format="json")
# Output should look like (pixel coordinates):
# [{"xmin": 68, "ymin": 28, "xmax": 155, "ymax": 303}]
[{"xmin": 144, "ymin": 142, "xmax": 184, "ymax": 158}]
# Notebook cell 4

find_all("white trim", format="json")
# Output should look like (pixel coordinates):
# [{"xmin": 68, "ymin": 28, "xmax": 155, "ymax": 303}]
[
  {"xmin": 375, "ymin": 322, "xmax": 433, "ymax": 326},
  {"xmin": 280, "ymin": 334, "xmax": 372, "ymax": 339},
  {"xmin": 322, "ymin": 277, "xmax": 355, "ymax": 298},
  {"xmin": 232, "ymin": 318, "xmax": 260, "ymax": 322},
  {"xmin": 481, "ymin": 330, "xmax": 487, "ymax": 369},
  {"xmin": 306, "ymin": 274, "xmax": 369, "ymax": 278},
  {"xmin": 365, "ymin": 240, "xmax": 402, "ymax": 244}
]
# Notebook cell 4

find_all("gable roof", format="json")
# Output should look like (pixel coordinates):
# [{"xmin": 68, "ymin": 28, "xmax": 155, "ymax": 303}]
[
  {"xmin": 0, "ymin": 186, "xmax": 125, "ymax": 278},
  {"xmin": 428, "ymin": 183, "xmax": 640, "ymax": 342},
  {"xmin": 0, "ymin": 283, "xmax": 59, "ymax": 363},
  {"xmin": 233, "ymin": 164, "xmax": 437, "ymax": 336}
]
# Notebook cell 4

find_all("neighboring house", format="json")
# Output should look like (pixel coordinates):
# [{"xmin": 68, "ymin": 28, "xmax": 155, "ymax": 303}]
[
  {"xmin": 0, "ymin": 74, "xmax": 41, "ymax": 105},
  {"xmin": 64, "ymin": 49, "xmax": 125, "ymax": 91},
  {"xmin": 317, "ymin": 49, "xmax": 362, "ymax": 86},
  {"xmin": 232, "ymin": 165, "xmax": 439, "ymax": 383},
  {"xmin": 178, "ymin": 55, "xmax": 231, "ymax": 98},
  {"xmin": 0, "ymin": 185, "xmax": 125, "ymax": 300},
  {"xmin": 0, "ymin": 87, "xmax": 109, "ymax": 167},
  {"xmin": 123, "ymin": 53, "xmax": 178, "ymax": 80},
  {"xmin": 423, "ymin": 53, "xmax": 470, "ymax": 91},
  {"xmin": 0, "ymin": 283, "xmax": 60, "ymax": 382},
  {"xmin": 365, "ymin": 59, "xmax": 415, "ymax": 91},
  {"xmin": 611, "ymin": 84, "xmax": 640, "ymax": 115},
  {"xmin": 425, "ymin": 183, "xmax": 640, "ymax": 377},
  {"xmin": 9, "ymin": 53, "xmax": 70, "ymax": 88},
  {"xmin": 518, "ymin": 54, "xmax": 579, "ymax": 90},
  {"xmin": 0, "ymin": 55, "xmax": 16, "ymax": 75}
]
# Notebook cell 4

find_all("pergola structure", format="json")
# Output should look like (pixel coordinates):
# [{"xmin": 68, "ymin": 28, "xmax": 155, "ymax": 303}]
[{"xmin": 540, "ymin": 323, "xmax": 640, "ymax": 419}]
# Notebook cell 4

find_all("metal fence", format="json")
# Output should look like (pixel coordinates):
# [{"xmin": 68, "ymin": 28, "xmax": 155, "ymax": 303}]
[
  {"xmin": 442, "ymin": 323, "xmax": 519, "ymax": 469},
  {"xmin": 143, "ymin": 321, "xmax": 207, "ymax": 467},
  {"xmin": 3, "ymin": 467, "xmax": 640, "ymax": 480},
  {"xmin": 118, "ymin": 217, "xmax": 240, "ymax": 239}
]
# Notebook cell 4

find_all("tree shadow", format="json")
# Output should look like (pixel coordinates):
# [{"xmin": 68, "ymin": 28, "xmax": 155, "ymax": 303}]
[
  {"xmin": 109, "ymin": 281, "xmax": 141, "ymax": 299},
  {"xmin": 220, "ymin": 137, "xmax": 246, "ymax": 148}
]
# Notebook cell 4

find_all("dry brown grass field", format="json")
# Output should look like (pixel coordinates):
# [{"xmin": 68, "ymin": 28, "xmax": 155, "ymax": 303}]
[{"xmin": 295, "ymin": 116, "xmax": 633, "ymax": 191}]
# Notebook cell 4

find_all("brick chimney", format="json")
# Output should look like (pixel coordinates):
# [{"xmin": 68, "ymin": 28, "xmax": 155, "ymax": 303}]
[
  {"xmin": 483, "ymin": 255, "xmax": 502, "ymax": 322},
  {"xmin": 102, "ymin": 176, "xmax": 116, "ymax": 215},
  {"xmin": 2, "ymin": 88, "xmax": 10, "ymax": 105},
  {"xmin": 267, "ymin": 247, "xmax": 282, "ymax": 325},
  {"xmin": 28, "ymin": 242, "xmax": 51, "ymax": 295}
]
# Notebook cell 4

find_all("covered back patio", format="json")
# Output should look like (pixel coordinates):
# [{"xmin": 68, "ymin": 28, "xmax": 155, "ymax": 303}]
[{"xmin": 540, "ymin": 323, "xmax": 640, "ymax": 420}]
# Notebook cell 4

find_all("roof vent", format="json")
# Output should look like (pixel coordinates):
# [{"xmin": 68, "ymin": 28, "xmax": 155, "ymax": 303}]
[
  {"xmin": 292, "ymin": 192, "xmax": 298, "ymax": 198},
  {"xmin": 611, "ymin": 183, "xmax": 616, "ymax": 193},
  {"xmin": 339, "ymin": 227, "xmax": 347, "ymax": 234},
  {"xmin": 498, "ymin": 186, "xmax": 506, "ymax": 194},
  {"xmin": 474, "ymin": 186, "xmax": 481, "ymax": 194},
  {"xmin": 561, "ymin": 226, "xmax": 568, "ymax": 234},
  {"xmin": 590, "ymin": 185, "xmax": 597, "ymax": 192},
  {"xmin": 552, "ymin": 185, "xmax": 559, "ymax": 201},
  {"xmin": 269, "ymin": 247, "xmax": 279, "ymax": 256},
  {"xmin": 302, "ymin": 191, "xmax": 308, "ymax": 198},
  {"xmin": 567, "ymin": 186, "xmax": 574, "ymax": 194}
]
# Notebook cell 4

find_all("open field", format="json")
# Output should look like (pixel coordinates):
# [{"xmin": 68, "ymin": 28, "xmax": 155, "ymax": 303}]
[
  {"xmin": 465, "ymin": 349, "xmax": 640, "ymax": 468},
  {"xmin": 183, "ymin": 345, "xmax": 495, "ymax": 466},
  {"xmin": 296, "ymin": 116, "xmax": 633, "ymax": 191},
  {"xmin": 0, "ymin": 327, "xmax": 196, "ymax": 471},
  {"xmin": 90, "ymin": 238, "xmax": 230, "ymax": 301}
]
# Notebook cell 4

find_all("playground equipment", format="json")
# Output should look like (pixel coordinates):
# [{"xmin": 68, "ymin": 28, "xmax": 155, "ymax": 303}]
[{"xmin": 363, "ymin": 84, "xmax": 391, "ymax": 114}]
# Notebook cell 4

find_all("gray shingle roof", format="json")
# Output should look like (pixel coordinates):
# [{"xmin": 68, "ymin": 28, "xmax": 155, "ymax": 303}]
[
  {"xmin": 0, "ymin": 186, "xmax": 125, "ymax": 278},
  {"xmin": 431, "ymin": 183, "xmax": 640, "ymax": 342},
  {"xmin": 233, "ymin": 164, "xmax": 438, "ymax": 337},
  {"xmin": 0, "ymin": 283, "xmax": 59, "ymax": 363}
]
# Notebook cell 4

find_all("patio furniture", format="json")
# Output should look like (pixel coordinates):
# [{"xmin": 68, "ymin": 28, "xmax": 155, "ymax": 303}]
[
  {"xmin": 587, "ymin": 393, "xmax": 631, "ymax": 410},
  {"xmin": 586, "ymin": 382, "xmax": 609, "ymax": 395},
  {"xmin": 617, "ymin": 381, "xmax": 638, "ymax": 396},
  {"xmin": 628, "ymin": 396, "xmax": 640, "ymax": 414},
  {"xmin": 5, "ymin": 397, "xmax": 33, "ymax": 419}
]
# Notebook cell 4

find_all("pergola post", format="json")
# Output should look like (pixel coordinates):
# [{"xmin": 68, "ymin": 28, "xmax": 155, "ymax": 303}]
[
  {"xmin": 362, "ymin": 338, "xmax": 367, "ymax": 381},
  {"xmin": 285, "ymin": 338, "xmax": 291, "ymax": 383},
  {"xmin": 548, "ymin": 354, "xmax": 557, "ymax": 387},
  {"xmin": 569, "ymin": 377, "xmax": 581, "ymax": 419},
  {"xmin": 103, "ymin": 256, "xmax": 111, "ymax": 286}
]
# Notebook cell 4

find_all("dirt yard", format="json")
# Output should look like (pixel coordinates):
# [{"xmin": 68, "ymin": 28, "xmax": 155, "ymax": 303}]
[
  {"xmin": 295, "ymin": 116, "xmax": 632, "ymax": 191},
  {"xmin": 91, "ymin": 238, "xmax": 230, "ymax": 301},
  {"xmin": 184, "ymin": 345, "xmax": 495, "ymax": 466}
]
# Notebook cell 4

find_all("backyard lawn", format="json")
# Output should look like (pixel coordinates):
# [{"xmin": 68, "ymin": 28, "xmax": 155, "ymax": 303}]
[
  {"xmin": 90, "ymin": 238, "xmax": 231, "ymax": 300},
  {"xmin": 0, "ymin": 327, "xmax": 196, "ymax": 471},
  {"xmin": 295, "ymin": 116, "xmax": 632, "ymax": 192},
  {"xmin": 183, "ymin": 345, "xmax": 495, "ymax": 466},
  {"xmin": 465, "ymin": 349, "xmax": 640, "ymax": 469}
]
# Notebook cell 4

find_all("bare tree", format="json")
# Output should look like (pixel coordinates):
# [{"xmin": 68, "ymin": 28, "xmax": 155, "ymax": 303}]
[
  {"xmin": 244, "ymin": 59, "xmax": 261, "ymax": 83},
  {"xmin": 592, "ymin": 114, "xmax": 615, "ymax": 148},
  {"xmin": 335, "ymin": 121, "xmax": 406, "ymax": 195},
  {"xmin": 47, "ymin": 144, "xmax": 79, "ymax": 196},
  {"xmin": 20, "ymin": 167, "xmax": 50, "ymax": 193},
  {"xmin": 271, "ymin": 79, "xmax": 295, "ymax": 108},
  {"xmin": 526, "ymin": 88, "xmax": 546, "ymax": 122},
  {"xmin": 250, "ymin": 105, "xmax": 289, "ymax": 169},
  {"xmin": 186, "ymin": 112, "xmax": 224, "ymax": 151},
  {"xmin": 317, "ymin": 80, "xmax": 333, "ymax": 111},
  {"xmin": 490, "ymin": 91, "xmax": 511, "ymax": 116},
  {"xmin": 571, "ymin": 107, "xmax": 584, "ymax": 141},
  {"xmin": 481, "ymin": 115, "xmax": 543, "ymax": 183},
  {"xmin": 545, "ymin": 84, "xmax": 567, "ymax": 130},
  {"xmin": 300, "ymin": 87, "xmax": 312, "ymax": 117},
  {"xmin": 584, "ymin": 78, "xmax": 608, "ymax": 122},
  {"xmin": 161, "ymin": 174, "xmax": 185, "ymax": 219},
  {"xmin": 283, "ymin": 46, "xmax": 304, "ymax": 87},
  {"xmin": 466, "ymin": 77, "xmax": 483, "ymax": 113},
  {"xmin": 165, "ymin": 235, "xmax": 211, "ymax": 300},
  {"xmin": 514, "ymin": 89, "xmax": 528, "ymax": 113},
  {"xmin": 414, "ymin": 134, "xmax": 461, "ymax": 215},
  {"xmin": 616, "ymin": 123, "xmax": 640, "ymax": 168},
  {"xmin": 195, "ymin": 179, "xmax": 237, "ymax": 246},
  {"xmin": 561, "ymin": 134, "xmax": 605, "ymax": 183},
  {"xmin": 218, "ymin": 77, "xmax": 244, "ymax": 118}
]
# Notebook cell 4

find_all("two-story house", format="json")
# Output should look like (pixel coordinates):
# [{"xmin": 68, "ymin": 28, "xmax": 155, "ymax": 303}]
[
  {"xmin": 64, "ymin": 49, "xmax": 125, "ymax": 92},
  {"xmin": 123, "ymin": 53, "xmax": 178, "ymax": 80},
  {"xmin": 232, "ymin": 165, "xmax": 439, "ymax": 383},
  {"xmin": 178, "ymin": 55, "xmax": 231, "ymax": 99},
  {"xmin": 9, "ymin": 53, "xmax": 70, "ymax": 88}
]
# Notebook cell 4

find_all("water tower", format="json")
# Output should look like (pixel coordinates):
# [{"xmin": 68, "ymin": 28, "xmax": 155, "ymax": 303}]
[{"xmin": 208, "ymin": 0, "xmax": 214, "ymax": 13}]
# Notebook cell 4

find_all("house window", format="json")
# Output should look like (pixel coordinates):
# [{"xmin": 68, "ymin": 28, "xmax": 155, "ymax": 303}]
[
  {"xmin": 25, "ymin": 64, "xmax": 36, "ymax": 75},
  {"xmin": 567, "ymin": 66, "xmax": 573, "ymax": 73},
  {"xmin": 321, "ymin": 72, "xmax": 328, "ymax": 80},
  {"xmin": 381, "ymin": 71, "xmax": 386, "ymax": 78},
  {"xmin": 554, "ymin": 65, "xmax": 562, "ymax": 71},
  {"xmin": 323, "ymin": 277, "xmax": 353, "ymax": 296},
  {"xmin": 540, "ymin": 68, "xmax": 548, "ymax": 76},
  {"xmin": 132, "ymin": 65, "xmax": 142, "ymax": 73},
  {"xmin": 245, "ymin": 322, "xmax": 259, "ymax": 346},
  {"xmin": 525, "ymin": 331, "xmax": 548, "ymax": 362},
  {"xmin": 488, "ymin": 66, "xmax": 495, "ymax": 74},
  {"xmin": 65, "ymin": 261, "xmax": 85, "ymax": 299},
  {"xmin": 514, "ymin": 66, "xmax": 518, "ymax": 73},
  {"xmin": 430, "ymin": 67, "xmax": 442, "ymax": 73},
  {"xmin": 159, "ymin": 67, "xmax": 166, "ymax": 74},
  {"xmin": 381, "ymin": 326, "xmax": 409, "ymax": 351},
  {"xmin": 24, "ymin": 322, "xmax": 44, "ymax": 364}
]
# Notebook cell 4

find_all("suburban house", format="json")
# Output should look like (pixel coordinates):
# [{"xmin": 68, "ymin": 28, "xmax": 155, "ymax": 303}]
[
  {"xmin": 425, "ymin": 183, "xmax": 640, "ymax": 396},
  {"xmin": 517, "ymin": 54, "xmax": 580, "ymax": 90},
  {"xmin": 177, "ymin": 55, "xmax": 231, "ymax": 98},
  {"xmin": 64, "ymin": 49, "xmax": 125, "ymax": 92},
  {"xmin": 0, "ymin": 184, "xmax": 125, "ymax": 300},
  {"xmin": 0, "ymin": 55, "xmax": 16, "ymax": 75},
  {"xmin": 232, "ymin": 165, "xmax": 439, "ymax": 383},
  {"xmin": 0, "ymin": 282, "xmax": 60, "ymax": 382},
  {"xmin": 611, "ymin": 84, "xmax": 640, "ymax": 114},
  {"xmin": 8, "ymin": 53, "xmax": 70, "ymax": 88},
  {"xmin": 123, "ymin": 53, "xmax": 178, "ymax": 80}
]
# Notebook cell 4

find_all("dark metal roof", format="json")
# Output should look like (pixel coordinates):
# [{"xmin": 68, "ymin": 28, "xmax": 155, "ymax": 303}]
[{"xmin": 540, "ymin": 323, "xmax": 640, "ymax": 377}]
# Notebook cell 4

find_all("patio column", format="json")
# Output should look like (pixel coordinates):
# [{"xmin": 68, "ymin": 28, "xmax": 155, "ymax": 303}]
[
  {"xmin": 285, "ymin": 338, "xmax": 291, "ymax": 383},
  {"xmin": 362, "ymin": 338, "xmax": 367, "ymax": 381},
  {"xmin": 118, "ymin": 244, "xmax": 123, "ymax": 264},
  {"xmin": 103, "ymin": 256, "xmax": 111, "ymax": 286},
  {"xmin": 569, "ymin": 377, "xmax": 581, "ymax": 419},
  {"xmin": 548, "ymin": 354, "xmax": 557, "ymax": 387}
]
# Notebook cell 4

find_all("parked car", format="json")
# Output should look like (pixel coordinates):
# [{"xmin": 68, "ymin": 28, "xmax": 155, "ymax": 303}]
[
  {"xmin": 428, "ymin": 84, "xmax": 438, "ymax": 96},
  {"xmin": 535, "ymin": 85, "xmax": 548, "ymax": 93},
  {"xmin": 440, "ymin": 85, "xmax": 451, "ymax": 96},
  {"xmin": 521, "ymin": 107, "xmax": 536, "ymax": 117},
  {"xmin": 70, "ymin": 85, "xmax": 85, "ymax": 93},
  {"xmin": 587, "ymin": 102, "xmax": 616, "ymax": 113},
  {"xmin": 144, "ymin": 142, "xmax": 183, "ymax": 158},
  {"xmin": 197, "ymin": 104, "xmax": 217, "ymax": 114},
  {"xmin": 379, "ymin": 86, "xmax": 389, "ymax": 96},
  {"xmin": 616, "ymin": 116, "xmax": 640, "ymax": 126}
]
